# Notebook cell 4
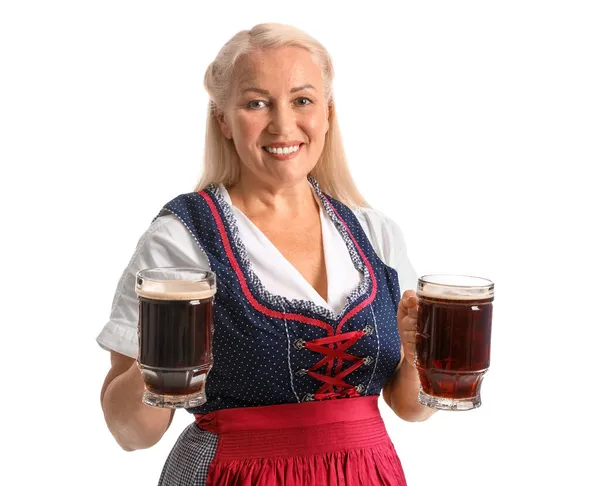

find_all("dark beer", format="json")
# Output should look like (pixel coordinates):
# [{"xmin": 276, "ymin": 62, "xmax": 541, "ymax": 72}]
[
  {"xmin": 138, "ymin": 295, "xmax": 213, "ymax": 396},
  {"xmin": 136, "ymin": 268, "xmax": 216, "ymax": 408},
  {"xmin": 415, "ymin": 275, "xmax": 494, "ymax": 410}
]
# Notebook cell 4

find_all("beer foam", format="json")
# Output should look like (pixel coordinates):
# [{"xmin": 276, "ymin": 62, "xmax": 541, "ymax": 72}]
[
  {"xmin": 417, "ymin": 275, "xmax": 494, "ymax": 301},
  {"xmin": 136, "ymin": 279, "xmax": 216, "ymax": 301},
  {"xmin": 418, "ymin": 283, "xmax": 492, "ymax": 301}
]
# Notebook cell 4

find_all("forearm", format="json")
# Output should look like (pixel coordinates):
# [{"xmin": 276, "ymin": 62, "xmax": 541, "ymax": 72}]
[
  {"xmin": 102, "ymin": 362, "xmax": 173, "ymax": 451},
  {"xmin": 385, "ymin": 358, "xmax": 437, "ymax": 422}
]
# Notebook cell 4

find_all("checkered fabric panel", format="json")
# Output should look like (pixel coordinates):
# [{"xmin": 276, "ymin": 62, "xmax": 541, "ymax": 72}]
[{"xmin": 158, "ymin": 423, "xmax": 218, "ymax": 486}]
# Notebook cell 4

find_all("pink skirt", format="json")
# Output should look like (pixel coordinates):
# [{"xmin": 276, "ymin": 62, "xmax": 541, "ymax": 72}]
[{"xmin": 195, "ymin": 396, "xmax": 407, "ymax": 486}]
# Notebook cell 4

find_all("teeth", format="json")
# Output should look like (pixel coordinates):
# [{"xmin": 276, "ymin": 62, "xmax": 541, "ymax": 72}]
[{"xmin": 265, "ymin": 145, "xmax": 300, "ymax": 155}]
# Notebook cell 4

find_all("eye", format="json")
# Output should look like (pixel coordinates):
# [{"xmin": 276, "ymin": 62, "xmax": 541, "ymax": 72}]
[
  {"xmin": 247, "ymin": 100, "xmax": 267, "ymax": 110},
  {"xmin": 295, "ymin": 97, "xmax": 312, "ymax": 107}
]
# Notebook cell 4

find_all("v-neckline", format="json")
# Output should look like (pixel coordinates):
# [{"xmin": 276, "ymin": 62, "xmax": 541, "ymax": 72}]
[
  {"xmin": 208, "ymin": 177, "xmax": 372, "ymax": 322},
  {"xmin": 220, "ymin": 182, "xmax": 333, "ymax": 310}
]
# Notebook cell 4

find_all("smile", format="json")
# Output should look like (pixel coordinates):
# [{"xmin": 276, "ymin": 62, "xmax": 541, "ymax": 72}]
[
  {"xmin": 262, "ymin": 143, "xmax": 304, "ymax": 160},
  {"xmin": 264, "ymin": 144, "xmax": 301, "ymax": 155}
]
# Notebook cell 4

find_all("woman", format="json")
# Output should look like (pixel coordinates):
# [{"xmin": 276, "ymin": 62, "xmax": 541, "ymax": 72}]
[{"xmin": 98, "ymin": 22, "xmax": 436, "ymax": 486}]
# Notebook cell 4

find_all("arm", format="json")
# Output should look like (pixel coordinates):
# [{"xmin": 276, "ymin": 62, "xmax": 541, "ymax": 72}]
[
  {"xmin": 98, "ymin": 216, "xmax": 209, "ymax": 450},
  {"xmin": 101, "ymin": 351, "xmax": 174, "ymax": 451},
  {"xmin": 383, "ymin": 355, "xmax": 436, "ymax": 422},
  {"xmin": 382, "ymin": 291, "xmax": 437, "ymax": 422}
]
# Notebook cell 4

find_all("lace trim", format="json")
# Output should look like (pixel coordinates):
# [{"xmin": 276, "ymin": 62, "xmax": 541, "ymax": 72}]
[{"xmin": 204, "ymin": 177, "xmax": 372, "ymax": 321}]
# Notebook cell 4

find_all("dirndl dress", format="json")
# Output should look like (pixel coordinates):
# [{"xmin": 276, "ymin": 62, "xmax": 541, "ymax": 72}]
[{"xmin": 156, "ymin": 178, "xmax": 407, "ymax": 486}]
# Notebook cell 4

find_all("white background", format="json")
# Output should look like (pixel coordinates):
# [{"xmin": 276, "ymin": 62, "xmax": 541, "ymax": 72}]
[{"xmin": 1, "ymin": 1, "xmax": 599, "ymax": 485}]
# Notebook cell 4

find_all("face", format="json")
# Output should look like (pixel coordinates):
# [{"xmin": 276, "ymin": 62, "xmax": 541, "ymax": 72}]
[{"xmin": 218, "ymin": 47, "xmax": 330, "ymax": 188}]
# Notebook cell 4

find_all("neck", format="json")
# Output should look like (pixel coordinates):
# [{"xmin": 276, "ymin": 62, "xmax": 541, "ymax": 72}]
[{"xmin": 227, "ymin": 175, "xmax": 317, "ymax": 219}]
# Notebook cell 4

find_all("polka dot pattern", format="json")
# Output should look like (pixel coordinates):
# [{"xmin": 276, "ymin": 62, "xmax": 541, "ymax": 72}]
[{"xmin": 161, "ymin": 179, "xmax": 402, "ymax": 416}]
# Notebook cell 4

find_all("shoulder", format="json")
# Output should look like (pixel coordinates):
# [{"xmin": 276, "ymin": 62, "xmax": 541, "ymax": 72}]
[
  {"xmin": 114, "ymin": 213, "xmax": 208, "ymax": 311},
  {"xmin": 137, "ymin": 213, "xmax": 193, "ymax": 248},
  {"xmin": 352, "ymin": 206, "xmax": 418, "ymax": 293},
  {"xmin": 352, "ymin": 206, "xmax": 409, "ymax": 255},
  {"xmin": 129, "ymin": 212, "xmax": 204, "ymax": 267},
  {"xmin": 122, "ymin": 210, "xmax": 209, "ymax": 288},
  {"xmin": 148, "ymin": 188, "xmax": 219, "ymax": 240}
]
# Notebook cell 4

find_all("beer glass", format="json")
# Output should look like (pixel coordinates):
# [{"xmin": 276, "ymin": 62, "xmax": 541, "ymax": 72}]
[
  {"xmin": 135, "ymin": 267, "xmax": 216, "ymax": 408},
  {"xmin": 415, "ymin": 274, "xmax": 494, "ymax": 411}
]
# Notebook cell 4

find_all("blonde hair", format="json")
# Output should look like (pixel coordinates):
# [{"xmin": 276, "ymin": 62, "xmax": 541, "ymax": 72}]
[{"xmin": 195, "ymin": 23, "xmax": 367, "ymax": 208}]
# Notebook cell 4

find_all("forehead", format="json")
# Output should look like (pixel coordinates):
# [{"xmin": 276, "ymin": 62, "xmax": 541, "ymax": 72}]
[{"xmin": 233, "ymin": 47, "xmax": 324, "ymax": 94}]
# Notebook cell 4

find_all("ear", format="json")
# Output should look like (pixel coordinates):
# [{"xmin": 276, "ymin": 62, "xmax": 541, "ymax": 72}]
[{"xmin": 217, "ymin": 110, "xmax": 233, "ymax": 140}]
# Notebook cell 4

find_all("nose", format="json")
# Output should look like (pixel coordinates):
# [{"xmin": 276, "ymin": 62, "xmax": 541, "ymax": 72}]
[{"xmin": 267, "ymin": 104, "xmax": 295, "ymax": 136}]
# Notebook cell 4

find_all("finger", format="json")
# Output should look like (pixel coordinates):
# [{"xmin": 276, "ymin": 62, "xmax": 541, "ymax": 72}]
[
  {"xmin": 399, "ymin": 315, "xmax": 418, "ymax": 332},
  {"xmin": 398, "ymin": 302, "xmax": 412, "ymax": 320},
  {"xmin": 400, "ymin": 330, "xmax": 417, "ymax": 344},
  {"xmin": 399, "ymin": 302, "xmax": 419, "ymax": 324},
  {"xmin": 401, "ymin": 345, "xmax": 416, "ymax": 364},
  {"xmin": 401, "ymin": 290, "xmax": 417, "ymax": 309}
]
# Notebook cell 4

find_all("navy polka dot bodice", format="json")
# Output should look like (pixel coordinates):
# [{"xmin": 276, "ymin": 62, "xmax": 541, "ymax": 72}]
[{"xmin": 157, "ymin": 178, "xmax": 402, "ymax": 415}]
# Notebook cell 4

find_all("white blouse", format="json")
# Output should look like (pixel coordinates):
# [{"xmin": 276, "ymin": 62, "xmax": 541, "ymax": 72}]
[{"xmin": 96, "ymin": 184, "xmax": 418, "ymax": 359}]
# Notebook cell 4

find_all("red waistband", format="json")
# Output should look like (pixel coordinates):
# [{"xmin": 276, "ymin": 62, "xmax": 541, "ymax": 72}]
[
  {"xmin": 195, "ymin": 396, "xmax": 395, "ymax": 461},
  {"xmin": 194, "ymin": 395, "xmax": 380, "ymax": 434}
]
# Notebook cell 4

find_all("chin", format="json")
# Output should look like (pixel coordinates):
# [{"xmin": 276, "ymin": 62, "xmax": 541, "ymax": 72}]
[{"xmin": 269, "ymin": 168, "xmax": 313, "ymax": 187}]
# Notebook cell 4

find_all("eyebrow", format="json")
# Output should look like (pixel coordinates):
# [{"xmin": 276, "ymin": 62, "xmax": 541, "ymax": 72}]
[{"xmin": 241, "ymin": 84, "xmax": 316, "ymax": 95}]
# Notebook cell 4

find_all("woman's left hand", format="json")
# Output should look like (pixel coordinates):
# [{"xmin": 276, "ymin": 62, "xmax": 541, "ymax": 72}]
[{"xmin": 397, "ymin": 290, "xmax": 419, "ymax": 367}]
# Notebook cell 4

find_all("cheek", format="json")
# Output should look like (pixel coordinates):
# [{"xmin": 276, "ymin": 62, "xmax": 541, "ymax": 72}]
[
  {"xmin": 235, "ymin": 115, "xmax": 263, "ymax": 147},
  {"xmin": 305, "ymin": 114, "xmax": 328, "ymax": 140}
]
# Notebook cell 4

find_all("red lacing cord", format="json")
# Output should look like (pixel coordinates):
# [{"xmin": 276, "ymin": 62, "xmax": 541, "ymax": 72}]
[{"xmin": 303, "ymin": 330, "xmax": 366, "ymax": 400}]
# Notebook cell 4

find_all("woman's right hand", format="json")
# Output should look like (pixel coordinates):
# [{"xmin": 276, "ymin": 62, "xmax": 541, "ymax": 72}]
[{"xmin": 101, "ymin": 352, "xmax": 174, "ymax": 451}]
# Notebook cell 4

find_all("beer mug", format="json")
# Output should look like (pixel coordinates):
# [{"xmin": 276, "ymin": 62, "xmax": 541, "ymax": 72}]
[
  {"xmin": 135, "ymin": 267, "xmax": 216, "ymax": 408},
  {"xmin": 415, "ymin": 275, "xmax": 494, "ymax": 411}
]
